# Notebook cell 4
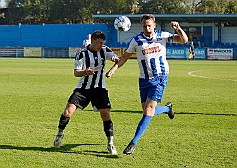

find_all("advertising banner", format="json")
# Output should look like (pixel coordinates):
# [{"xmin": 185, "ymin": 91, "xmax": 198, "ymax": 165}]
[
  {"xmin": 69, "ymin": 47, "xmax": 81, "ymax": 58},
  {"xmin": 24, "ymin": 47, "xmax": 42, "ymax": 57},
  {"xmin": 166, "ymin": 47, "xmax": 187, "ymax": 59},
  {"xmin": 111, "ymin": 48, "xmax": 122, "ymax": 56},
  {"xmin": 207, "ymin": 48, "xmax": 233, "ymax": 60}
]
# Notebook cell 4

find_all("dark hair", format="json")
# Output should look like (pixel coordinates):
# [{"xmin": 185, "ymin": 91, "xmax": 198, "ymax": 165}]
[
  {"xmin": 140, "ymin": 14, "xmax": 156, "ymax": 23},
  {"xmin": 91, "ymin": 30, "xmax": 106, "ymax": 41}
]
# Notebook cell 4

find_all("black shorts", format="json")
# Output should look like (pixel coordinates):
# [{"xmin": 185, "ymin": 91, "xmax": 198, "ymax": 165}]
[{"xmin": 68, "ymin": 88, "xmax": 111, "ymax": 110}]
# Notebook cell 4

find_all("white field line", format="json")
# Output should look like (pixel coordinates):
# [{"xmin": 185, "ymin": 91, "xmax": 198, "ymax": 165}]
[{"xmin": 187, "ymin": 70, "xmax": 237, "ymax": 82}]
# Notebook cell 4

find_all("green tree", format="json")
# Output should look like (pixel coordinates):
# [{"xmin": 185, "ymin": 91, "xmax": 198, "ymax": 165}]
[
  {"xmin": 138, "ymin": 0, "xmax": 188, "ymax": 14},
  {"xmin": 225, "ymin": 0, "xmax": 237, "ymax": 14},
  {"xmin": 90, "ymin": 0, "xmax": 134, "ymax": 14},
  {"xmin": 7, "ymin": 0, "xmax": 25, "ymax": 24},
  {"xmin": 5, "ymin": 0, "xmax": 237, "ymax": 24},
  {"xmin": 195, "ymin": 0, "xmax": 237, "ymax": 14},
  {"xmin": 7, "ymin": 0, "xmax": 48, "ymax": 24}
]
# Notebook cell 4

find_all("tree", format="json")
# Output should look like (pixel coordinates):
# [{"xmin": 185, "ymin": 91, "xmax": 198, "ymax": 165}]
[
  {"xmin": 90, "ymin": 0, "xmax": 133, "ymax": 15},
  {"xmin": 7, "ymin": 0, "xmax": 25, "ymax": 24},
  {"xmin": 6, "ymin": 0, "xmax": 48, "ymax": 24},
  {"xmin": 225, "ymin": 0, "xmax": 237, "ymax": 14},
  {"xmin": 138, "ymin": 0, "xmax": 188, "ymax": 14},
  {"xmin": 195, "ymin": 0, "xmax": 237, "ymax": 14},
  {"xmin": 5, "ymin": 0, "xmax": 237, "ymax": 24}
]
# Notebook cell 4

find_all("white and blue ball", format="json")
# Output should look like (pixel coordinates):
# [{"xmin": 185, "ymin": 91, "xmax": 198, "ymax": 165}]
[{"xmin": 114, "ymin": 16, "xmax": 131, "ymax": 32}]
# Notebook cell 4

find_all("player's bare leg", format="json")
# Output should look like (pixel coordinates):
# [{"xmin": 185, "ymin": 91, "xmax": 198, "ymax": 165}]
[{"xmin": 54, "ymin": 103, "xmax": 76, "ymax": 148}]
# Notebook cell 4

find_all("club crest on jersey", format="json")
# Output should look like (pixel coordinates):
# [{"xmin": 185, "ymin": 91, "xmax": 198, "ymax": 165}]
[
  {"xmin": 142, "ymin": 46, "xmax": 161, "ymax": 55},
  {"xmin": 156, "ymin": 37, "xmax": 163, "ymax": 41}
]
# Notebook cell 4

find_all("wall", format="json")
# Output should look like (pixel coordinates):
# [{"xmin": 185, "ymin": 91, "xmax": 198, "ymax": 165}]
[
  {"xmin": 1, "ymin": 23, "xmax": 236, "ymax": 48},
  {"xmin": 0, "ymin": 23, "xmax": 111, "ymax": 48},
  {"xmin": 221, "ymin": 27, "xmax": 237, "ymax": 44}
]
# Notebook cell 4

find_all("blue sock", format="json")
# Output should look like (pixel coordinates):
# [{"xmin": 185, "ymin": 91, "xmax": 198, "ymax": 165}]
[
  {"xmin": 154, "ymin": 106, "xmax": 170, "ymax": 116},
  {"xmin": 132, "ymin": 114, "xmax": 152, "ymax": 145}
]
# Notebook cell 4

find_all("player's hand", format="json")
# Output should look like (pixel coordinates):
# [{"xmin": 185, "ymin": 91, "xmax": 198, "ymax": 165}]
[
  {"xmin": 106, "ymin": 70, "xmax": 113, "ymax": 78},
  {"xmin": 111, "ymin": 56, "xmax": 120, "ymax": 63},
  {"xmin": 106, "ymin": 64, "xmax": 118, "ymax": 78},
  {"xmin": 171, "ymin": 21, "xmax": 180, "ymax": 31},
  {"xmin": 85, "ymin": 67, "xmax": 94, "ymax": 75}
]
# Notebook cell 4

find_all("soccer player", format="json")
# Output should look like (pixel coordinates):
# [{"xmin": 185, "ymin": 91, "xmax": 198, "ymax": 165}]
[
  {"xmin": 106, "ymin": 14, "xmax": 188, "ymax": 155},
  {"xmin": 82, "ymin": 33, "xmax": 98, "ymax": 112},
  {"xmin": 54, "ymin": 31, "xmax": 120, "ymax": 155},
  {"xmin": 81, "ymin": 33, "xmax": 91, "ymax": 49}
]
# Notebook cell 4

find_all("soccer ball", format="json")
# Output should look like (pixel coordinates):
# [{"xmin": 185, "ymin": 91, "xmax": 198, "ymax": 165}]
[{"xmin": 114, "ymin": 16, "xmax": 131, "ymax": 32}]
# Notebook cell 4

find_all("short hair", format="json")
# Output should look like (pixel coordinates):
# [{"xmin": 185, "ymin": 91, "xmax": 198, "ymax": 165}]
[
  {"xmin": 140, "ymin": 14, "xmax": 156, "ymax": 23},
  {"xmin": 91, "ymin": 30, "xmax": 106, "ymax": 41}
]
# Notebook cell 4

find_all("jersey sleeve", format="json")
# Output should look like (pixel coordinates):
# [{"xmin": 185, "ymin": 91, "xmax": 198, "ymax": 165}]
[
  {"xmin": 161, "ymin": 31, "xmax": 173, "ymax": 38},
  {"xmin": 125, "ymin": 38, "xmax": 136, "ymax": 53},
  {"xmin": 105, "ymin": 46, "xmax": 119, "ymax": 60},
  {"xmin": 74, "ymin": 50, "xmax": 85, "ymax": 70}
]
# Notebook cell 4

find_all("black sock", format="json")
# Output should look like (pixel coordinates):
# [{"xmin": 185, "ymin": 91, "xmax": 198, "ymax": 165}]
[
  {"xmin": 58, "ymin": 113, "xmax": 70, "ymax": 130},
  {"xmin": 103, "ymin": 120, "xmax": 114, "ymax": 137}
]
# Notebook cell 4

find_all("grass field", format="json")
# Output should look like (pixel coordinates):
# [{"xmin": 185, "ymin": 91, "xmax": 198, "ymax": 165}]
[{"xmin": 0, "ymin": 58, "xmax": 236, "ymax": 168}]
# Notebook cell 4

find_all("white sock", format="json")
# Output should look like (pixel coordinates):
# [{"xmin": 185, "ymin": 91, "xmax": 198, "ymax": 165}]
[{"xmin": 107, "ymin": 136, "xmax": 114, "ymax": 145}]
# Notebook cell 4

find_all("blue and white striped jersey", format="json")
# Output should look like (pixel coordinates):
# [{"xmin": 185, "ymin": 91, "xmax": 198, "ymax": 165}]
[
  {"xmin": 126, "ymin": 30, "xmax": 173, "ymax": 87},
  {"xmin": 74, "ymin": 45, "xmax": 117, "ymax": 89}
]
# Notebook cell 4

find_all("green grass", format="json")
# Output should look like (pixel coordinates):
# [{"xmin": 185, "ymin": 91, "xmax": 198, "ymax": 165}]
[{"xmin": 0, "ymin": 58, "xmax": 236, "ymax": 168}]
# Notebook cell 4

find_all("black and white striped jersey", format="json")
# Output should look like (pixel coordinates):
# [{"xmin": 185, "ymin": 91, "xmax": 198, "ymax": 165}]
[{"xmin": 74, "ymin": 45, "xmax": 118, "ymax": 89}]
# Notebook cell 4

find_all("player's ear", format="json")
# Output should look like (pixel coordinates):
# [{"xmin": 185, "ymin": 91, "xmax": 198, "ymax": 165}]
[{"xmin": 91, "ymin": 38, "xmax": 95, "ymax": 43}]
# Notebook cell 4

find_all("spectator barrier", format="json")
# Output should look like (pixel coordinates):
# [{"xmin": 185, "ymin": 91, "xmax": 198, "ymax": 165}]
[{"xmin": 0, "ymin": 46, "xmax": 236, "ymax": 60}]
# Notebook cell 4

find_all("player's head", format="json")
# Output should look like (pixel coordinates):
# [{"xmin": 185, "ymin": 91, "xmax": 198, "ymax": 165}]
[
  {"xmin": 90, "ymin": 31, "xmax": 106, "ymax": 52},
  {"xmin": 140, "ymin": 14, "xmax": 156, "ymax": 37}
]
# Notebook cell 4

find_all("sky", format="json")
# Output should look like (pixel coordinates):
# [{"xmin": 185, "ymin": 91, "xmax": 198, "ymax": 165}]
[{"xmin": 0, "ymin": 0, "xmax": 6, "ymax": 7}]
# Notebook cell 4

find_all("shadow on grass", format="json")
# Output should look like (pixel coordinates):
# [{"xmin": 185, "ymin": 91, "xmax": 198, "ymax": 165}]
[
  {"xmin": 176, "ymin": 112, "xmax": 237, "ymax": 116},
  {"xmin": 0, "ymin": 144, "xmax": 119, "ymax": 159},
  {"xmin": 103, "ymin": 110, "xmax": 237, "ymax": 116},
  {"xmin": 84, "ymin": 109, "xmax": 142, "ymax": 114},
  {"xmin": 87, "ymin": 109, "xmax": 236, "ymax": 116},
  {"xmin": 111, "ymin": 110, "xmax": 236, "ymax": 116}
]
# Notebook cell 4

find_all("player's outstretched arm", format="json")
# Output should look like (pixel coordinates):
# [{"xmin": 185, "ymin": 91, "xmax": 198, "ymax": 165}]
[
  {"xmin": 171, "ymin": 21, "xmax": 188, "ymax": 44},
  {"xmin": 106, "ymin": 52, "xmax": 131, "ymax": 78}
]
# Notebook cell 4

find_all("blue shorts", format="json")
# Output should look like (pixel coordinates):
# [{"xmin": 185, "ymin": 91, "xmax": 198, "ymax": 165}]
[{"xmin": 139, "ymin": 75, "xmax": 168, "ymax": 103}]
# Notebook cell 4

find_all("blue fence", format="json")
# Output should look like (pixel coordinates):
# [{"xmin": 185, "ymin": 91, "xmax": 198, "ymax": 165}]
[
  {"xmin": 0, "ymin": 23, "xmax": 236, "ymax": 59},
  {"xmin": 0, "ymin": 23, "xmax": 111, "ymax": 47}
]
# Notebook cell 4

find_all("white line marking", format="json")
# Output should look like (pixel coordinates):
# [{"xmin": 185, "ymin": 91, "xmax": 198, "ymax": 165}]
[{"xmin": 188, "ymin": 70, "xmax": 237, "ymax": 82}]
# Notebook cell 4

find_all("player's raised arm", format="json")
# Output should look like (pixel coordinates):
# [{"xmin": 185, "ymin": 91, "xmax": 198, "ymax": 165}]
[
  {"xmin": 106, "ymin": 52, "xmax": 131, "ymax": 78},
  {"xmin": 171, "ymin": 21, "xmax": 188, "ymax": 44}
]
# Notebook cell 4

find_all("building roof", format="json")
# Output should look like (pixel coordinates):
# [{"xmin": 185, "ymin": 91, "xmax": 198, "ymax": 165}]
[{"xmin": 92, "ymin": 14, "xmax": 237, "ymax": 23}]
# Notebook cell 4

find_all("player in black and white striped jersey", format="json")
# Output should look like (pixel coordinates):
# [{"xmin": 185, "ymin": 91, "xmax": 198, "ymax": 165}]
[{"xmin": 54, "ymin": 31, "xmax": 120, "ymax": 155}]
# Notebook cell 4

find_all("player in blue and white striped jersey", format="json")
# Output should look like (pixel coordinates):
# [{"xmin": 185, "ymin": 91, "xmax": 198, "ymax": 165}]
[
  {"xmin": 54, "ymin": 31, "xmax": 120, "ymax": 155},
  {"xmin": 106, "ymin": 14, "xmax": 188, "ymax": 155}
]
